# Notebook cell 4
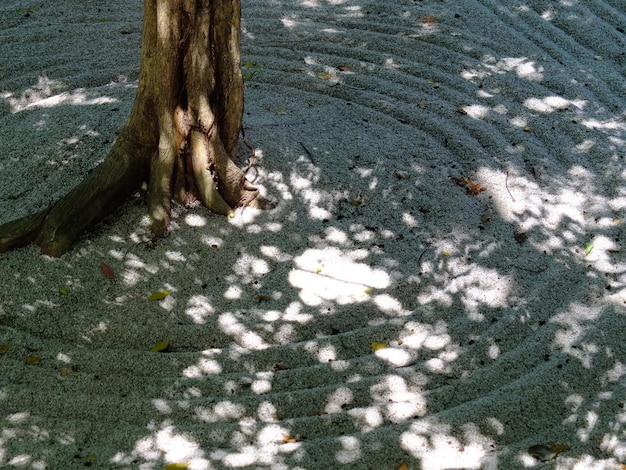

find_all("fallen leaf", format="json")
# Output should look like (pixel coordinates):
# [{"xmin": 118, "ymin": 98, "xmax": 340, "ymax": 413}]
[
  {"xmin": 283, "ymin": 434, "xmax": 297, "ymax": 443},
  {"xmin": 26, "ymin": 355, "xmax": 40, "ymax": 365},
  {"xmin": 419, "ymin": 16, "xmax": 437, "ymax": 23},
  {"xmin": 161, "ymin": 464, "xmax": 190, "ymax": 470},
  {"xmin": 100, "ymin": 261, "xmax": 115, "ymax": 279},
  {"xmin": 395, "ymin": 170, "xmax": 410, "ymax": 180},
  {"xmin": 148, "ymin": 290, "xmax": 170, "ymax": 301},
  {"xmin": 59, "ymin": 288, "xmax": 68, "ymax": 295},
  {"xmin": 0, "ymin": 344, "xmax": 10, "ymax": 354},
  {"xmin": 371, "ymin": 341, "xmax": 387, "ymax": 351},
  {"xmin": 316, "ymin": 72, "xmax": 332, "ymax": 80},
  {"xmin": 274, "ymin": 362, "xmax": 290, "ymax": 371},
  {"xmin": 337, "ymin": 65, "xmax": 352, "ymax": 72},
  {"xmin": 398, "ymin": 463, "xmax": 409, "ymax": 470},
  {"xmin": 256, "ymin": 294, "xmax": 271, "ymax": 302},
  {"xmin": 150, "ymin": 340, "xmax": 170, "ymax": 353},
  {"xmin": 584, "ymin": 242, "xmax": 594, "ymax": 256},
  {"xmin": 551, "ymin": 443, "xmax": 571, "ymax": 454},
  {"xmin": 528, "ymin": 444, "xmax": 555, "ymax": 461},
  {"xmin": 60, "ymin": 367, "xmax": 70, "ymax": 377},
  {"xmin": 453, "ymin": 177, "xmax": 487, "ymax": 195}
]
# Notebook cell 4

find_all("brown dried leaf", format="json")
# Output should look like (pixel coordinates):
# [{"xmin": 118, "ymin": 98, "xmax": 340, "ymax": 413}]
[
  {"xmin": 100, "ymin": 261, "xmax": 115, "ymax": 279},
  {"xmin": 551, "ymin": 443, "xmax": 571, "ymax": 455},
  {"xmin": 453, "ymin": 177, "xmax": 487, "ymax": 195}
]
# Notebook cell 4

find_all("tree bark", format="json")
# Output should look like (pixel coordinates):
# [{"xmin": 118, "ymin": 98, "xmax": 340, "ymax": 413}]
[{"xmin": 0, "ymin": 0, "xmax": 265, "ymax": 258}]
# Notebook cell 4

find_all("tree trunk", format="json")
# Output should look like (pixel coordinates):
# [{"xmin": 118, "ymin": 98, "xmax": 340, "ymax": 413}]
[{"xmin": 0, "ymin": 0, "xmax": 265, "ymax": 258}]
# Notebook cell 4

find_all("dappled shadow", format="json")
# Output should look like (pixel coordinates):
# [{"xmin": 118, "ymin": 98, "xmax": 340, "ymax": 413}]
[{"xmin": 2, "ymin": 0, "xmax": 626, "ymax": 469}]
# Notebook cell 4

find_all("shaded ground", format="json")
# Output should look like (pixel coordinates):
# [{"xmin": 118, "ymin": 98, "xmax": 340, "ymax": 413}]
[{"xmin": 1, "ymin": 0, "xmax": 626, "ymax": 469}]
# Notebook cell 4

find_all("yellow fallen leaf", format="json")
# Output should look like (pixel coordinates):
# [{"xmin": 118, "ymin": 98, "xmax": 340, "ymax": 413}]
[
  {"xmin": 0, "ymin": 344, "xmax": 10, "ymax": 354},
  {"xmin": 398, "ymin": 463, "xmax": 409, "ymax": 470},
  {"xmin": 150, "ymin": 340, "xmax": 170, "ymax": 353},
  {"xmin": 148, "ymin": 290, "xmax": 170, "ymax": 301},
  {"xmin": 371, "ymin": 341, "xmax": 387, "ymax": 351},
  {"xmin": 60, "ymin": 367, "xmax": 70, "ymax": 377},
  {"xmin": 26, "ymin": 355, "xmax": 40, "ymax": 365},
  {"xmin": 282, "ymin": 434, "xmax": 297, "ymax": 443},
  {"xmin": 162, "ymin": 463, "xmax": 190, "ymax": 470},
  {"xmin": 59, "ymin": 288, "xmax": 68, "ymax": 295}
]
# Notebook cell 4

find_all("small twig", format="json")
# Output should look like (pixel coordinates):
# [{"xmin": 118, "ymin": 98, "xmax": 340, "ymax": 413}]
[
  {"xmin": 299, "ymin": 141, "xmax": 315, "ymax": 164},
  {"xmin": 505, "ymin": 171, "xmax": 516, "ymax": 202}
]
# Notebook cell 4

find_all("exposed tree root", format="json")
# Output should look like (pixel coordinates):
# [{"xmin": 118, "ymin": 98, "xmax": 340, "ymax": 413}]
[{"xmin": 0, "ymin": 0, "xmax": 270, "ymax": 258}]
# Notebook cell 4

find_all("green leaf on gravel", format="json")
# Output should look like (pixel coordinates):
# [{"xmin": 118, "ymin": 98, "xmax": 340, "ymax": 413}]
[
  {"xmin": 148, "ymin": 290, "xmax": 170, "ymax": 301},
  {"xmin": 150, "ymin": 340, "xmax": 170, "ymax": 353}
]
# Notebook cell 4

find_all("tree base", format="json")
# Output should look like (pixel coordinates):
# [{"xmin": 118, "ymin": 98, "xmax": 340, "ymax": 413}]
[{"xmin": 0, "ymin": 0, "xmax": 271, "ymax": 258}]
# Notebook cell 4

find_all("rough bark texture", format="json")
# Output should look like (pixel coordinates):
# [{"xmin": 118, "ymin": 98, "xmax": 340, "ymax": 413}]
[{"xmin": 0, "ymin": 0, "xmax": 264, "ymax": 258}]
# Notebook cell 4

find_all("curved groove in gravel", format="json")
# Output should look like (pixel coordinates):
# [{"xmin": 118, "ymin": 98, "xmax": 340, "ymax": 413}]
[{"xmin": 1, "ymin": 0, "xmax": 626, "ymax": 469}]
